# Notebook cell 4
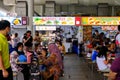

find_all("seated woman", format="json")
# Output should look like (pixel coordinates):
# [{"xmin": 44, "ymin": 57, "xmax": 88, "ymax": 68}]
[
  {"xmin": 41, "ymin": 43, "xmax": 62, "ymax": 80},
  {"xmin": 96, "ymin": 46, "xmax": 111, "ymax": 72}
]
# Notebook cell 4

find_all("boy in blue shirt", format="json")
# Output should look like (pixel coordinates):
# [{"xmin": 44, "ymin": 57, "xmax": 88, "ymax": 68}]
[{"xmin": 91, "ymin": 46, "xmax": 100, "ymax": 62}]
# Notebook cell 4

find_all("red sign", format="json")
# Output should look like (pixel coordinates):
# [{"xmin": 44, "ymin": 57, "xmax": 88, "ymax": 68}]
[{"xmin": 75, "ymin": 17, "xmax": 81, "ymax": 26}]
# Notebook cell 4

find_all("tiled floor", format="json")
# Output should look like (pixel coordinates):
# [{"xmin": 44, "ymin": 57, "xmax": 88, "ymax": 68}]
[
  {"xmin": 60, "ymin": 54, "xmax": 104, "ymax": 80},
  {"xmin": 60, "ymin": 54, "xmax": 89, "ymax": 80},
  {"xmin": 16, "ymin": 54, "xmax": 105, "ymax": 80}
]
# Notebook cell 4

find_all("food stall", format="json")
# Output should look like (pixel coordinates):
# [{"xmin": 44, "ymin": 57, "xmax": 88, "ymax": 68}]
[
  {"xmin": 33, "ymin": 17, "xmax": 81, "ymax": 53},
  {"xmin": 81, "ymin": 17, "xmax": 120, "ymax": 42}
]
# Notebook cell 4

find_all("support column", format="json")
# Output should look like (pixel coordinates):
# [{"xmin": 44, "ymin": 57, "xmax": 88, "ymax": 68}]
[
  {"xmin": 27, "ymin": 0, "xmax": 34, "ymax": 36},
  {"xmin": 111, "ymin": 6, "xmax": 114, "ymax": 16}
]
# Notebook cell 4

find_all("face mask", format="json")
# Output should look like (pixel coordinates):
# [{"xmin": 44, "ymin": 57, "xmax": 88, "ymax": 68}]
[{"xmin": 18, "ymin": 50, "xmax": 22, "ymax": 52}]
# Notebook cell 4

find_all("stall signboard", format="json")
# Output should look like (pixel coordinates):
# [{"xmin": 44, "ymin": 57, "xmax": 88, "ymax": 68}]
[
  {"xmin": 36, "ymin": 26, "xmax": 56, "ymax": 31},
  {"xmin": 82, "ymin": 17, "xmax": 120, "ymax": 25},
  {"xmin": 33, "ymin": 17, "xmax": 75, "ymax": 26},
  {"xmin": 0, "ymin": 17, "xmax": 27, "ymax": 25}
]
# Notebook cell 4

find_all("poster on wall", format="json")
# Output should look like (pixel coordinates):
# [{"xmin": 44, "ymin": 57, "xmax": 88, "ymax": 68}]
[
  {"xmin": 82, "ymin": 17, "xmax": 120, "ymax": 25},
  {"xmin": 33, "ymin": 17, "xmax": 75, "ymax": 26},
  {"xmin": 83, "ymin": 26, "xmax": 92, "ymax": 42}
]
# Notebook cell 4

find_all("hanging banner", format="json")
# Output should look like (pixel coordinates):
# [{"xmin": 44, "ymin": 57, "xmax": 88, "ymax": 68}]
[
  {"xmin": 33, "ymin": 17, "xmax": 75, "ymax": 26},
  {"xmin": 82, "ymin": 17, "xmax": 120, "ymax": 25}
]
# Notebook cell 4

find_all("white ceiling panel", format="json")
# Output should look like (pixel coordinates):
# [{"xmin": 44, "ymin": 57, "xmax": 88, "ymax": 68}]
[{"xmin": 34, "ymin": 0, "xmax": 120, "ymax": 6}]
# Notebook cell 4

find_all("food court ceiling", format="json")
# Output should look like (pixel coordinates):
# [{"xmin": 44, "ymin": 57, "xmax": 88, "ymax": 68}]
[{"xmin": 34, "ymin": 0, "xmax": 120, "ymax": 6}]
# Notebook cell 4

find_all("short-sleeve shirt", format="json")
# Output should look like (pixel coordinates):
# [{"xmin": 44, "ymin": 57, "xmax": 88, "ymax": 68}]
[
  {"xmin": 116, "ymin": 34, "xmax": 120, "ymax": 45},
  {"xmin": 96, "ymin": 56, "xmax": 108, "ymax": 71},
  {"xmin": 0, "ymin": 33, "xmax": 10, "ymax": 70},
  {"xmin": 24, "ymin": 36, "xmax": 33, "ymax": 47},
  {"xmin": 115, "ymin": 34, "xmax": 120, "ymax": 54},
  {"xmin": 92, "ymin": 34, "xmax": 100, "ymax": 45},
  {"xmin": 91, "ymin": 50, "xmax": 98, "ymax": 62},
  {"xmin": 110, "ymin": 57, "xmax": 120, "ymax": 80}
]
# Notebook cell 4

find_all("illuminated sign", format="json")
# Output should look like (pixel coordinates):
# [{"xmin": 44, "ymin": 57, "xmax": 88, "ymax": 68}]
[
  {"xmin": 0, "ymin": 17, "xmax": 27, "ymax": 25},
  {"xmin": 82, "ymin": 17, "xmax": 120, "ymax": 25},
  {"xmin": 33, "ymin": 17, "xmax": 75, "ymax": 25}
]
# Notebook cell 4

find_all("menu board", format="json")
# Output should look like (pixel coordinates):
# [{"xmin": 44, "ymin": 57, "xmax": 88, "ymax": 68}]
[
  {"xmin": 33, "ymin": 17, "xmax": 75, "ymax": 26},
  {"xmin": 82, "ymin": 17, "xmax": 120, "ymax": 25},
  {"xmin": 0, "ymin": 17, "xmax": 27, "ymax": 25},
  {"xmin": 36, "ymin": 26, "xmax": 56, "ymax": 31}
]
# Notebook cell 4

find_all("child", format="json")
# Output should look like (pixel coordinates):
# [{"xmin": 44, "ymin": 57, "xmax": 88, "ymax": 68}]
[
  {"xmin": 91, "ymin": 45, "xmax": 100, "ymax": 63},
  {"xmin": 96, "ymin": 46, "xmax": 111, "ymax": 72}
]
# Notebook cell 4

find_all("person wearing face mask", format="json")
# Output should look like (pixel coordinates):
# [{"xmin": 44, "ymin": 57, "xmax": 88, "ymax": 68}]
[
  {"xmin": 16, "ymin": 42, "xmax": 30, "ymax": 80},
  {"xmin": 0, "ymin": 20, "xmax": 13, "ymax": 80},
  {"xmin": 16, "ymin": 42, "xmax": 27, "ymax": 62}
]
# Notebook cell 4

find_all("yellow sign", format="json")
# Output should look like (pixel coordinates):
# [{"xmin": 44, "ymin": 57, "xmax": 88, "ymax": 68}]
[{"xmin": 82, "ymin": 17, "xmax": 120, "ymax": 25}]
